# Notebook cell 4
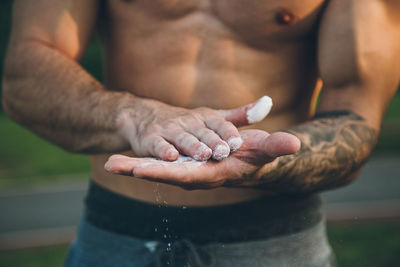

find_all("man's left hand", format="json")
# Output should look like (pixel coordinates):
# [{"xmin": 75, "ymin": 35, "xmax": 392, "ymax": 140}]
[{"xmin": 104, "ymin": 129, "xmax": 300, "ymax": 190}]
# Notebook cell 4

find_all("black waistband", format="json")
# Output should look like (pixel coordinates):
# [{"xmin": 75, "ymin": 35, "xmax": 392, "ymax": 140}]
[{"xmin": 85, "ymin": 181, "xmax": 322, "ymax": 244}]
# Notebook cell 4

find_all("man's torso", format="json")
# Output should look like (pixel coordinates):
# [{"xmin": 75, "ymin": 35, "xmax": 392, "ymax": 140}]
[{"xmin": 91, "ymin": 0, "xmax": 326, "ymax": 206}]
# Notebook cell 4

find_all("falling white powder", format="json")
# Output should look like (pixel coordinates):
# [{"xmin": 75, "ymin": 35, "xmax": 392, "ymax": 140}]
[{"xmin": 246, "ymin": 96, "xmax": 273, "ymax": 124}]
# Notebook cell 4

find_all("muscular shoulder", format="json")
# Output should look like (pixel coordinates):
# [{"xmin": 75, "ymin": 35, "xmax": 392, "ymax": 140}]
[
  {"xmin": 317, "ymin": 0, "xmax": 400, "ymax": 130},
  {"xmin": 10, "ymin": 0, "xmax": 100, "ymax": 59}
]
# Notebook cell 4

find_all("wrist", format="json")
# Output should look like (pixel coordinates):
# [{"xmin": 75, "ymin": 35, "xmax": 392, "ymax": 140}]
[{"xmin": 115, "ymin": 94, "xmax": 162, "ymax": 146}]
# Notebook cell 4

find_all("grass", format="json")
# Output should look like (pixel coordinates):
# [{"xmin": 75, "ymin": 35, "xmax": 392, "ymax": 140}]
[
  {"xmin": 0, "ymin": 113, "xmax": 90, "ymax": 188},
  {"xmin": 383, "ymin": 93, "xmax": 400, "ymax": 121},
  {"xmin": 328, "ymin": 221, "xmax": 400, "ymax": 267},
  {"xmin": 0, "ymin": 222, "xmax": 399, "ymax": 267},
  {"xmin": 0, "ymin": 245, "xmax": 68, "ymax": 267}
]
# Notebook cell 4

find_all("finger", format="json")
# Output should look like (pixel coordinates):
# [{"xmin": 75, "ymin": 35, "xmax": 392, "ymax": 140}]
[
  {"xmin": 162, "ymin": 129, "xmax": 212, "ymax": 161},
  {"xmin": 104, "ymin": 154, "xmax": 144, "ymax": 176},
  {"xmin": 133, "ymin": 161, "xmax": 193, "ymax": 183},
  {"xmin": 185, "ymin": 126, "xmax": 230, "ymax": 160},
  {"xmin": 263, "ymin": 132, "xmax": 301, "ymax": 158},
  {"xmin": 204, "ymin": 118, "xmax": 243, "ymax": 152},
  {"xmin": 142, "ymin": 135, "xmax": 179, "ymax": 161},
  {"xmin": 105, "ymin": 155, "xmax": 232, "ymax": 189},
  {"xmin": 218, "ymin": 96, "xmax": 273, "ymax": 127},
  {"xmin": 133, "ymin": 160, "xmax": 222, "ymax": 188}
]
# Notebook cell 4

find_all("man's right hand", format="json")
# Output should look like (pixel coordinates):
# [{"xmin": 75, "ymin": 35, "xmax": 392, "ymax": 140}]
[{"xmin": 116, "ymin": 96, "xmax": 272, "ymax": 161}]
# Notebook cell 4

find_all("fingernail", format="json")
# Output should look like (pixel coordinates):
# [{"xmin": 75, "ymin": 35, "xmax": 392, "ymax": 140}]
[
  {"xmin": 212, "ymin": 143, "xmax": 230, "ymax": 161},
  {"xmin": 227, "ymin": 137, "xmax": 243, "ymax": 152},
  {"xmin": 133, "ymin": 168, "xmax": 144, "ymax": 178},
  {"xmin": 165, "ymin": 148, "xmax": 179, "ymax": 161},
  {"xmin": 104, "ymin": 161, "xmax": 112, "ymax": 172}
]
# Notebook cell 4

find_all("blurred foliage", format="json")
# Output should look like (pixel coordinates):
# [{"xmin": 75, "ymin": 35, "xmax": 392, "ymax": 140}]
[
  {"xmin": 376, "ymin": 95, "xmax": 400, "ymax": 153},
  {"xmin": 0, "ymin": 0, "xmax": 13, "ymax": 111},
  {"xmin": 328, "ymin": 221, "xmax": 400, "ymax": 267},
  {"xmin": 0, "ymin": 113, "xmax": 90, "ymax": 188},
  {"xmin": 0, "ymin": 245, "xmax": 68, "ymax": 267}
]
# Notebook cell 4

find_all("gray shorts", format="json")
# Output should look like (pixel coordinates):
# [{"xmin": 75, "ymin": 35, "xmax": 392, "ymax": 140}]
[
  {"xmin": 65, "ymin": 182, "xmax": 335, "ymax": 266},
  {"xmin": 65, "ymin": 214, "xmax": 335, "ymax": 267}
]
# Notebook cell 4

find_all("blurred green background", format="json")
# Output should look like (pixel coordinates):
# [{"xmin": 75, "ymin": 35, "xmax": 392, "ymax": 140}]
[{"xmin": 0, "ymin": 1, "xmax": 399, "ymax": 266}]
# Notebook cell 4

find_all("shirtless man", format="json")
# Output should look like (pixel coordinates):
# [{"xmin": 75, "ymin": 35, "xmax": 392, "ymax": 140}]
[{"xmin": 3, "ymin": 0, "xmax": 400, "ymax": 266}]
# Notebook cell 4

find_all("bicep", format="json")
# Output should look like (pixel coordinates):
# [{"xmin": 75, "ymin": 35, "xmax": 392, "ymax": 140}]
[
  {"xmin": 9, "ymin": 0, "xmax": 100, "ymax": 60},
  {"xmin": 317, "ymin": 0, "xmax": 400, "ymax": 130}
]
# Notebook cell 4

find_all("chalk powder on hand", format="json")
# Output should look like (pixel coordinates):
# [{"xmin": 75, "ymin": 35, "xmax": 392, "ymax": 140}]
[
  {"xmin": 246, "ymin": 96, "xmax": 273, "ymax": 124},
  {"xmin": 137, "ymin": 96, "xmax": 273, "ymax": 167},
  {"xmin": 227, "ymin": 137, "xmax": 243, "ymax": 152},
  {"xmin": 172, "ymin": 155, "xmax": 204, "ymax": 164},
  {"xmin": 137, "ymin": 155, "xmax": 206, "ymax": 168},
  {"xmin": 212, "ymin": 144, "xmax": 230, "ymax": 161}
]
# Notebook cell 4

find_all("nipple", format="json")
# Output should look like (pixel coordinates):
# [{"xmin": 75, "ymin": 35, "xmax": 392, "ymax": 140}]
[{"xmin": 276, "ymin": 9, "xmax": 295, "ymax": 25}]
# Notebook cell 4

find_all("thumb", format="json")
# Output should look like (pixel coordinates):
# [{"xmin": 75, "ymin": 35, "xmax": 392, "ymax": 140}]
[
  {"xmin": 218, "ymin": 96, "xmax": 273, "ymax": 127},
  {"xmin": 262, "ymin": 132, "xmax": 301, "ymax": 158}
]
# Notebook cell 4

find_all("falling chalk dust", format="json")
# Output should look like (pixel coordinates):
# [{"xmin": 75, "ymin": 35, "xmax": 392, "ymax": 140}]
[
  {"xmin": 150, "ymin": 154, "xmax": 205, "ymax": 261},
  {"xmin": 147, "ymin": 93, "xmax": 273, "ymax": 257}
]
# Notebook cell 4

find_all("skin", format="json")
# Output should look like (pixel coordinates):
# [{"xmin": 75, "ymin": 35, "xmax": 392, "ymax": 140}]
[{"xmin": 3, "ymin": 0, "xmax": 400, "ymax": 206}]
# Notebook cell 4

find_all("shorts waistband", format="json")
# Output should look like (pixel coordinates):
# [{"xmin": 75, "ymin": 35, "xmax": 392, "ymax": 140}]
[{"xmin": 85, "ymin": 181, "xmax": 322, "ymax": 244}]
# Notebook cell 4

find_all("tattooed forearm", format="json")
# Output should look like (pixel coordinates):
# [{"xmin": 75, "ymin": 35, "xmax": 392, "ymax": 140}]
[{"xmin": 255, "ymin": 111, "xmax": 377, "ymax": 194}]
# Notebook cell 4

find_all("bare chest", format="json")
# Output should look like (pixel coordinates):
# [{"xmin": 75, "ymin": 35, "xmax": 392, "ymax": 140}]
[
  {"xmin": 101, "ymin": 0, "xmax": 324, "ymax": 116},
  {"xmin": 106, "ymin": 0, "xmax": 325, "ymax": 43}
]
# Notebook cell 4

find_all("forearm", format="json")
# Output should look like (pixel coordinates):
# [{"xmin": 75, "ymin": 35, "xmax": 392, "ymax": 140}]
[
  {"xmin": 253, "ymin": 111, "xmax": 378, "ymax": 194},
  {"xmin": 2, "ymin": 41, "xmax": 149, "ymax": 153}
]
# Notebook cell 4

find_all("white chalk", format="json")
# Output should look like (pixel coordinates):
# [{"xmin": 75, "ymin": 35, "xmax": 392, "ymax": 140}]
[
  {"xmin": 137, "ymin": 155, "xmax": 206, "ymax": 168},
  {"xmin": 192, "ymin": 146, "xmax": 212, "ymax": 161},
  {"xmin": 227, "ymin": 137, "xmax": 243, "ymax": 152},
  {"xmin": 168, "ymin": 155, "xmax": 205, "ymax": 166},
  {"xmin": 212, "ymin": 144, "xmax": 230, "ymax": 161},
  {"xmin": 246, "ymin": 96, "xmax": 273, "ymax": 124},
  {"xmin": 172, "ymin": 155, "xmax": 204, "ymax": 163}
]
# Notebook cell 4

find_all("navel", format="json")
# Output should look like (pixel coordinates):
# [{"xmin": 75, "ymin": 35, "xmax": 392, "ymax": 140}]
[{"xmin": 276, "ymin": 9, "xmax": 295, "ymax": 25}]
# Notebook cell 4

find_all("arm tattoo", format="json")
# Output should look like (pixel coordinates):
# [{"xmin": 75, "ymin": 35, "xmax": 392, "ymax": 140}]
[{"xmin": 255, "ymin": 111, "xmax": 377, "ymax": 194}]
